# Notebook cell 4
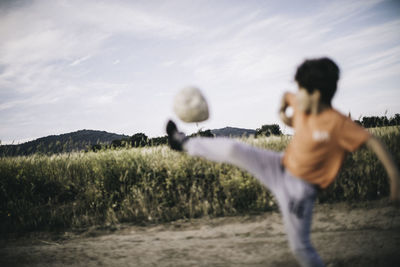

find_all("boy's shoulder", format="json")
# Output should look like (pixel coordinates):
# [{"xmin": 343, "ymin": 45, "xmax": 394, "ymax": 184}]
[
  {"xmin": 329, "ymin": 108, "xmax": 362, "ymax": 128},
  {"xmin": 312, "ymin": 108, "xmax": 367, "ymax": 138},
  {"xmin": 325, "ymin": 108, "xmax": 353, "ymax": 125}
]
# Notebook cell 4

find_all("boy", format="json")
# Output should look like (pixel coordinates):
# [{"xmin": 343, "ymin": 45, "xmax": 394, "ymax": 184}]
[{"xmin": 166, "ymin": 57, "xmax": 400, "ymax": 267}]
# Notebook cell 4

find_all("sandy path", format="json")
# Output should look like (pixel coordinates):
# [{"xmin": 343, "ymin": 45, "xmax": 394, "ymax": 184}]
[{"xmin": 1, "ymin": 200, "xmax": 399, "ymax": 267}]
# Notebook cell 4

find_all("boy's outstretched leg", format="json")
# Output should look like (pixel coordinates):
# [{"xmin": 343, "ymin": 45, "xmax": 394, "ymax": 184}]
[{"xmin": 165, "ymin": 120, "xmax": 283, "ymax": 190}]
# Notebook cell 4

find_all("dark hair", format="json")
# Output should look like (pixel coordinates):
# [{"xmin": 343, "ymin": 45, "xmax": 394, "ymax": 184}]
[{"xmin": 294, "ymin": 57, "xmax": 340, "ymax": 105}]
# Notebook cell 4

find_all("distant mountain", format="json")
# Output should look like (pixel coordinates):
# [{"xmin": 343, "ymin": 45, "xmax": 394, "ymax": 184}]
[
  {"xmin": 0, "ymin": 130, "xmax": 129, "ymax": 156},
  {"xmin": 211, "ymin": 127, "xmax": 256, "ymax": 137}
]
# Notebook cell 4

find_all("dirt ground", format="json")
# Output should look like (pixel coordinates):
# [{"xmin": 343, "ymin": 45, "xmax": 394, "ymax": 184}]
[{"xmin": 1, "ymin": 199, "xmax": 399, "ymax": 267}]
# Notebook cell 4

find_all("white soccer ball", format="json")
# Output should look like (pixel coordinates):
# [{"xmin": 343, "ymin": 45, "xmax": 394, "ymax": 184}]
[{"xmin": 173, "ymin": 86, "xmax": 209, "ymax": 123}]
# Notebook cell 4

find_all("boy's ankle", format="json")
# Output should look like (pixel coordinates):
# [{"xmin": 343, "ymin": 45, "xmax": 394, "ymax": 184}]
[{"xmin": 166, "ymin": 120, "xmax": 187, "ymax": 151}]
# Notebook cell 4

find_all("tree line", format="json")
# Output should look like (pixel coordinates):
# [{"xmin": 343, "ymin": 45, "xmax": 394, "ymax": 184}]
[
  {"xmin": 100, "ymin": 114, "xmax": 400, "ymax": 151},
  {"xmin": 355, "ymin": 114, "xmax": 400, "ymax": 128},
  {"xmin": 105, "ymin": 124, "xmax": 283, "ymax": 151}
]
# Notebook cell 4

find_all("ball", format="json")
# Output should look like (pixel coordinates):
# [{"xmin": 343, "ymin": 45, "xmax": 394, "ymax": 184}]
[{"xmin": 173, "ymin": 86, "xmax": 209, "ymax": 123}]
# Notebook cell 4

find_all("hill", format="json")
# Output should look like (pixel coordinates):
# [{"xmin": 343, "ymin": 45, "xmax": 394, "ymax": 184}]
[
  {"xmin": 0, "ymin": 130, "xmax": 129, "ymax": 156},
  {"xmin": 0, "ymin": 126, "xmax": 258, "ymax": 157},
  {"xmin": 211, "ymin": 127, "xmax": 256, "ymax": 137}
]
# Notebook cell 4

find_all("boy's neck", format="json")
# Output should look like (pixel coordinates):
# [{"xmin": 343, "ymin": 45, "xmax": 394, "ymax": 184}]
[{"xmin": 310, "ymin": 101, "xmax": 331, "ymax": 115}]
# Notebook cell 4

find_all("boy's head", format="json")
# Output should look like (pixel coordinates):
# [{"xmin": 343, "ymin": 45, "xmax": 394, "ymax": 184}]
[{"xmin": 295, "ymin": 57, "xmax": 340, "ymax": 106}]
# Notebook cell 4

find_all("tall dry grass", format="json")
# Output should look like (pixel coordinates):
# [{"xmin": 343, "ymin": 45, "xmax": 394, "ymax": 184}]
[{"xmin": 1, "ymin": 127, "xmax": 399, "ymax": 233}]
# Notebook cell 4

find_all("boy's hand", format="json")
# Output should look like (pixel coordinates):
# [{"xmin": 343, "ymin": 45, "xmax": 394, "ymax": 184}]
[{"xmin": 279, "ymin": 92, "xmax": 293, "ymax": 127}]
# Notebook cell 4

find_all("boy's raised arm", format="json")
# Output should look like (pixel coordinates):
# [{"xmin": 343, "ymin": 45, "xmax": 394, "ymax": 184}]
[
  {"xmin": 366, "ymin": 136, "xmax": 400, "ymax": 203},
  {"xmin": 279, "ymin": 92, "xmax": 294, "ymax": 127}
]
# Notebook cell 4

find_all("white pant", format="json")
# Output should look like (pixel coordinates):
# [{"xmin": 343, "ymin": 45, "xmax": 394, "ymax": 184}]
[{"xmin": 184, "ymin": 137, "xmax": 324, "ymax": 267}]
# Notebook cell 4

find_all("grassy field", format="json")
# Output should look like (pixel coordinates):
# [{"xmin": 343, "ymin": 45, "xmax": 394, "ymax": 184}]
[{"xmin": 1, "ymin": 127, "xmax": 399, "ymax": 234}]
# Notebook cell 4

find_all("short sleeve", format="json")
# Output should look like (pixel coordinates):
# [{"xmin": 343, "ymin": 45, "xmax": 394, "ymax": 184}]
[{"xmin": 338, "ymin": 117, "xmax": 371, "ymax": 152}]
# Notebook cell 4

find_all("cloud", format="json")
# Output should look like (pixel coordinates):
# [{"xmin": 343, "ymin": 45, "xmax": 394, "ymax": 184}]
[
  {"xmin": 180, "ymin": 0, "xmax": 397, "ymax": 90},
  {"xmin": 0, "ymin": 0, "xmax": 399, "ymax": 143},
  {"xmin": 0, "ymin": 0, "xmax": 195, "ymax": 84},
  {"xmin": 161, "ymin": 60, "xmax": 176, "ymax": 67},
  {"xmin": 69, "ymin": 55, "xmax": 92, "ymax": 67}
]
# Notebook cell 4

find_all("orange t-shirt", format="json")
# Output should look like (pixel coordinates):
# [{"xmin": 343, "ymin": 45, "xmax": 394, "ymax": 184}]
[{"xmin": 282, "ymin": 93, "xmax": 371, "ymax": 189}]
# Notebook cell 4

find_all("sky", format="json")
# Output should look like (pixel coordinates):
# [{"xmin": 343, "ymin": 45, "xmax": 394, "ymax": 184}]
[{"xmin": 0, "ymin": 0, "xmax": 400, "ymax": 144}]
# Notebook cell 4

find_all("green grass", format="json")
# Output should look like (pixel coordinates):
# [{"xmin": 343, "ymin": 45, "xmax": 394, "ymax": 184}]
[{"xmin": 1, "ymin": 127, "xmax": 399, "ymax": 233}]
